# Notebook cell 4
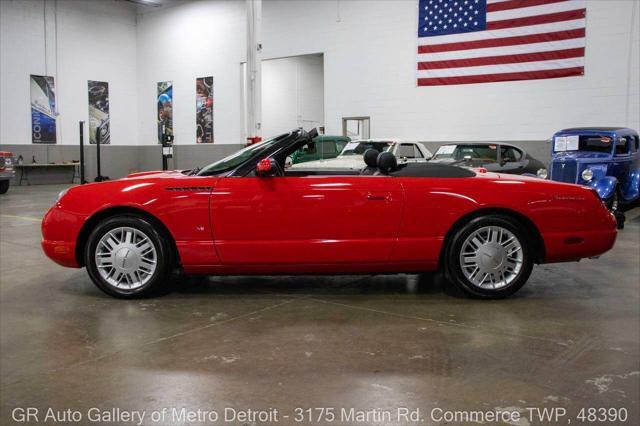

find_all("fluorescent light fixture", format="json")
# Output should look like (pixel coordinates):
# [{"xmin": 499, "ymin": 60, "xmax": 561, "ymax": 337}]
[{"xmin": 125, "ymin": 0, "xmax": 163, "ymax": 7}]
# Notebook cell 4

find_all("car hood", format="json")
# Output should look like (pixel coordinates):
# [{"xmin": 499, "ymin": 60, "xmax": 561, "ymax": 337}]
[{"xmin": 291, "ymin": 156, "xmax": 365, "ymax": 170}]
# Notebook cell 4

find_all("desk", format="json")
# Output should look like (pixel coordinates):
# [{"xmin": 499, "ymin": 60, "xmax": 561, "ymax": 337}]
[{"xmin": 15, "ymin": 163, "xmax": 79, "ymax": 185}]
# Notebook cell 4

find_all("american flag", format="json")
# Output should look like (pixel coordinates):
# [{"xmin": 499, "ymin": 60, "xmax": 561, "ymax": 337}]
[{"xmin": 417, "ymin": 0, "xmax": 586, "ymax": 86}]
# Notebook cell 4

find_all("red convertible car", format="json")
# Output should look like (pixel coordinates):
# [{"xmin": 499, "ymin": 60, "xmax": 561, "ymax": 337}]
[{"xmin": 42, "ymin": 129, "xmax": 617, "ymax": 299}]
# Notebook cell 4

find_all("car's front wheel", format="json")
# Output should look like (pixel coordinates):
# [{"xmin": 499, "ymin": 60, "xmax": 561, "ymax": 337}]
[
  {"xmin": 0, "ymin": 180, "xmax": 9, "ymax": 194},
  {"xmin": 85, "ymin": 215, "xmax": 173, "ymax": 298},
  {"xmin": 444, "ymin": 215, "xmax": 534, "ymax": 298}
]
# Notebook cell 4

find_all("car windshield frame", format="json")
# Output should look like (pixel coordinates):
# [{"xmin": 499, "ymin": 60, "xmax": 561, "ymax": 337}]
[
  {"xmin": 552, "ymin": 134, "xmax": 615, "ymax": 155},
  {"xmin": 339, "ymin": 141, "xmax": 393, "ymax": 157},
  {"xmin": 432, "ymin": 144, "xmax": 499, "ymax": 162},
  {"xmin": 196, "ymin": 133, "xmax": 292, "ymax": 176}
]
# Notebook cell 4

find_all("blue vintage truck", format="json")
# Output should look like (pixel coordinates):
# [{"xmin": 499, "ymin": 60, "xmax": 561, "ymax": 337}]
[{"xmin": 544, "ymin": 127, "xmax": 639, "ymax": 228}]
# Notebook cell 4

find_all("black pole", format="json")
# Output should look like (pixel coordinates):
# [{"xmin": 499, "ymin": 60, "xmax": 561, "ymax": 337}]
[
  {"xmin": 162, "ymin": 124, "xmax": 168, "ymax": 171},
  {"xmin": 95, "ymin": 128, "xmax": 102, "ymax": 181},
  {"xmin": 79, "ymin": 121, "xmax": 86, "ymax": 184}
]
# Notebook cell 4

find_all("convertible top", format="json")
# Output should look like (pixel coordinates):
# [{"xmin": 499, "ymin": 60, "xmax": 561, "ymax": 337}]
[{"xmin": 389, "ymin": 162, "xmax": 476, "ymax": 178}]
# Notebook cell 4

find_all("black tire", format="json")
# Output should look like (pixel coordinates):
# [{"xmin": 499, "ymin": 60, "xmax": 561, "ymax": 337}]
[
  {"xmin": 0, "ymin": 180, "xmax": 9, "ymax": 194},
  {"xmin": 84, "ymin": 215, "xmax": 173, "ymax": 298},
  {"xmin": 604, "ymin": 190, "xmax": 619, "ymax": 213},
  {"xmin": 444, "ymin": 215, "xmax": 534, "ymax": 299}
]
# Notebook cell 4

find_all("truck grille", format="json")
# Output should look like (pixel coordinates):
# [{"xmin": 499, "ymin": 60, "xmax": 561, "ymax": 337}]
[
  {"xmin": 550, "ymin": 159, "xmax": 577, "ymax": 183},
  {"xmin": 0, "ymin": 157, "xmax": 5, "ymax": 169}
]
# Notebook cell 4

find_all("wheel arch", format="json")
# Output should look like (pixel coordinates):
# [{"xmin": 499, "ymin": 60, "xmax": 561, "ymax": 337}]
[
  {"xmin": 75, "ymin": 206, "xmax": 180, "ymax": 267},
  {"xmin": 438, "ymin": 207, "xmax": 546, "ymax": 269}
]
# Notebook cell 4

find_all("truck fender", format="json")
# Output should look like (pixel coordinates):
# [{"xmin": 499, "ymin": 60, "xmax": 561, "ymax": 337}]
[
  {"xmin": 589, "ymin": 176, "xmax": 618, "ymax": 200},
  {"xmin": 621, "ymin": 168, "xmax": 640, "ymax": 202}
]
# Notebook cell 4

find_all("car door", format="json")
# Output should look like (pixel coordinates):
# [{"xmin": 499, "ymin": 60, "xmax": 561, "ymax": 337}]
[{"xmin": 210, "ymin": 175, "xmax": 404, "ymax": 265}]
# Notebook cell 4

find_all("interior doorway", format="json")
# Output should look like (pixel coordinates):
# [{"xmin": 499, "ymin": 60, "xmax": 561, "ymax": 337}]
[
  {"xmin": 342, "ymin": 116, "xmax": 370, "ymax": 140},
  {"xmin": 242, "ymin": 53, "xmax": 324, "ymax": 140}
]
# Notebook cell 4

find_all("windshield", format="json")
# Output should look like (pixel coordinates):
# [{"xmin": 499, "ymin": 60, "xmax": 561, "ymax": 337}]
[
  {"xmin": 197, "ymin": 133, "xmax": 291, "ymax": 175},
  {"xmin": 340, "ymin": 141, "xmax": 392, "ymax": 156},
  {"xmin": 553, "ymin": 135, "xmax": 614, "ymax": 154},
  {"xmin": 432, "ymin": 144, "xmax": 498, "ymax": 162}
]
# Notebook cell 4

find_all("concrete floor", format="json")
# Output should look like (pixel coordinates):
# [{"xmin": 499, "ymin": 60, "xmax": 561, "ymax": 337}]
[{"xmin": 1, "ymin": 184, "xmax": 639, "ymax": 425}]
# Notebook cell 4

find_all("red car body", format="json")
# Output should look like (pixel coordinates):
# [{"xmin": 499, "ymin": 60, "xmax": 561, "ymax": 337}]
[{"xmin": 42, "ymin": 169, "xmax": 617, "ymax": 275}]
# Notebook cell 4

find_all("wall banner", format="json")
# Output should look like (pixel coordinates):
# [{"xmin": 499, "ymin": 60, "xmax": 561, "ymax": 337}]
[
  {"xmin": 196, "ymin": 76, "xmax": 214, "ymax": 143},
  {"xmin": 157, "ymin": 81, "xmax": 173, "ymax": 144},
  {"xmin": 30, "ymin": 75, "xmax": 57, "ymax": 144},
  {"xmin": 88, "ymin": 80, "xmax": 110, "ymax": 144}
]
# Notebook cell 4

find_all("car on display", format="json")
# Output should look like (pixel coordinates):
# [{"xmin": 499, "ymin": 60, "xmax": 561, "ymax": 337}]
[
  {"xmin": 285, "ymin": 135, "xmax": 350, "ymax": 166},
  {"xmin": 289, "ymin": 139, "xmax": 433, "ymax": 170},
  {"xmin": 544, "ymin": 127, "xmax": 639, "ymax": 226},
  {"xmin": 430, "ymin": 143, "xmax": 546, "ymax": 176},
  {"xmin": 42, "ymin": 128, "xmax": 618, "ymax": 300},
  {"xmin": 0, "ymin": 151, "xmax": 15, "ymax": 194}
]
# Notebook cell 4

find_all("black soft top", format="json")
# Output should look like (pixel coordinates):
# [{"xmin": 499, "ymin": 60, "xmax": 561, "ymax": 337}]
[{"xmin": 389, "ymin": 163, "xmax": 476, "ymax": 178}]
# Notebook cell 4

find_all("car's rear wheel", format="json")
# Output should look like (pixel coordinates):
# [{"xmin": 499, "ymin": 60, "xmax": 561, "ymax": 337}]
[
  {"xmin": 85, "ymin": 216, "xmax": 173, "ymax": 298},
  {"xmin": 0, "ymin": 180, "xmax": 9, "ymax": 194},
  {"xmin": 444, "ymin": 215, "xmax": 533, "ymax": 298}
]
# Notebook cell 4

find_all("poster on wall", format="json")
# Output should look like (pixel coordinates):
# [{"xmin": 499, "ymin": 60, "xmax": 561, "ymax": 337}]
[
  {"xmin": 196, "ymin": 76, "xmax": 214, "ymax": 143},
  {"xmin": 157, "ymin": 81, "xmax": 173, "ymax": 144},
  {"xmin": 88, "ymin": 81, "xmax": 110, "ymax": 144},
  {"xmin": 30, "ymin": 75, "xmax": 57, "ymax": 144}
]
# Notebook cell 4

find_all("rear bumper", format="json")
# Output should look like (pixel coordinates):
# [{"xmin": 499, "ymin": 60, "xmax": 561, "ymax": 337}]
[
  {"xmin": 543, "ymin": 228, "xmax": 617, "ymax": 263},
  {"xmin": 41, "ymin": 240, "xmax": 80, "ymax": 268}
]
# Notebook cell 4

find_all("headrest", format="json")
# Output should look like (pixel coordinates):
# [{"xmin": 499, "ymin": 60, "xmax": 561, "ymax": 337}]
[
  {"xmin": 363, "ymin": 148, "xmax": 379, "ymax": 168},
  {"xmin": 377, "ymin": 152, "xmax": 397, "ymax": 173}
]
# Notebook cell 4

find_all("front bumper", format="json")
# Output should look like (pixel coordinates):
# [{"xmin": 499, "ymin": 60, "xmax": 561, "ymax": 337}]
[
  {"xmin": 41, "ymin": 205, "xmax": 86, "ymax": 268},
  {"xmin": 41, "ymin": 240, "xmax": 79, "ymax": 267}
]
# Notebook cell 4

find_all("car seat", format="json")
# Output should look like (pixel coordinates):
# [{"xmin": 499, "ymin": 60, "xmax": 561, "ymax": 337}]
[
  {"xmin": 377, "ymin": 152, "xmax": 398, "ymax": 174},
  {"xmin": 361, "ymin": 149, "xmax": 379, "ymax": 175}
]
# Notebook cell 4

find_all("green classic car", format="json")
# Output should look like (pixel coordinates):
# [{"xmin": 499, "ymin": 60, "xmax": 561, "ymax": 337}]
[{"xmin": 286, "ymin": 135, "xmax": 351, "ymax": 166}]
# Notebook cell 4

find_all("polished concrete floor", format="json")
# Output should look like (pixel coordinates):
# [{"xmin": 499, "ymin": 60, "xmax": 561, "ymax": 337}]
[{"xmin": 1, "ymin": 184, "xmax": 639, "ymax": 425}]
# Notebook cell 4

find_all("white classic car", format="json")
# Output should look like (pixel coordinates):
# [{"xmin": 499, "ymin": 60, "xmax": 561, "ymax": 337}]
[{"xmin": 288, "ymin": 139, "xmax": 433, "ymax": 170}]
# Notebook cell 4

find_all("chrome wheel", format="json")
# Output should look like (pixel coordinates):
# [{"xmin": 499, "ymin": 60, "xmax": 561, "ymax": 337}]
[
  {"xmin": 459, "ymin": 226, "xmax": 523, "ymax": 290},
  {"xmin": 95, "ymin": 227, "xmax": 157, "ymax": 290}
]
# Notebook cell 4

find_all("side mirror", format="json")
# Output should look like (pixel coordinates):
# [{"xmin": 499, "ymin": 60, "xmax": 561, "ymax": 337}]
[{"xmin": 256, "ymin": 158, "xmax": 278, "ymax": 176}]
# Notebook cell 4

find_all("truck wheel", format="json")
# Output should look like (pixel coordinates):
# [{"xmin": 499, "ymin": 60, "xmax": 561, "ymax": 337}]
[{"xmin": 0, "ymin": 180, "xmax": 9, "ymax": 194}]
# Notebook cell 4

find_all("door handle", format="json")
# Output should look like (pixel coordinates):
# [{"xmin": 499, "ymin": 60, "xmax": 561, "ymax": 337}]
[{"xmin": 366, "ymin": 192, "xmax": 390, "ymax": 201}]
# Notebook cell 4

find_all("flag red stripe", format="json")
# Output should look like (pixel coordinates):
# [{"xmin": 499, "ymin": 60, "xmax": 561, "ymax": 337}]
[
  {"xmin": 417, "ymin": 66, "xmax": 584, "ymax": 86},
  {"xmin": 418, "ymin": 47, "xmax": 584, "ymax": 69},
  {"xmin": 418, "ymin": 28, "xmax": 584, "ymax": 54},
  {"xmin": 486, "ymin": 0, "xmax": 568, "ymax": 13},
  {"xmin": 487, "ymin": 9, "xmax": 586, "ymax": 30}
]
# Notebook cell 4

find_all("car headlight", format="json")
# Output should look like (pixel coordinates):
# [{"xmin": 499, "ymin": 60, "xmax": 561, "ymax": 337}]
[
  {"xmin": 56, "ymin": 189, "xmax": 69, "ymax": 203},
  {"xmin": 581, "ymin": 168, "xmax": 593, "ymax": 182},
  {"xmin": 5, "ymin": 158, "xmax": 12, "ymax": 165},
  {"xmin": 536, "ymin": 168, "xmax": 548, "ymax": 179}
]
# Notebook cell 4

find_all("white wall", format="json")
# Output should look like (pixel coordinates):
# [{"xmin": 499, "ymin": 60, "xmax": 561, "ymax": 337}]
[
  {"xmin": 262, "ymin": 0, "xmax": 640, "ymax": 140},
  {"xmin": 0, "ymin": 0, "xmax": 138, "ymax": 145},
  {"xmin": 262, "ymin": 54, "xmax": 324, "ymax": 138},
  {"xmin": 135, "ymin": 0, "xmax": 246, "ymax": 145},
  {"xmin": 2, "ymin": 0, "xmax": 638, "ymax": 148}
]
